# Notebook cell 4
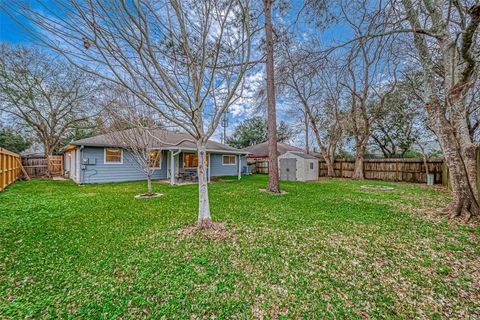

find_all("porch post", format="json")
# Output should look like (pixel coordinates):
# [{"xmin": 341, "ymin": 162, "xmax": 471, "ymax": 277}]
[
  {"xmin": 208, "ymin": 153, "xmax": 211, "ymax": 183},
  {"xmin": 238, "ymin": 154, "xmax": 241, "ymax": 180},
  {"xmin": 170, "ymin": 150, "xmax": 175, "ymax": 185}
]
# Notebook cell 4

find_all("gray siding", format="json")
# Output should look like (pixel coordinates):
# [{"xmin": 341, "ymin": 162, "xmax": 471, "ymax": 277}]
[
  {"xmin": 80, "ymin": 147, "xmax": 167, "ymax": 184},
  {"xmin": 209, "ymin": 154, "xmax": 246, "ymax": 177}
]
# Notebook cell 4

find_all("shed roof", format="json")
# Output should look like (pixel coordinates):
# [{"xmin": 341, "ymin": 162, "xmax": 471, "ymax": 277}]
[
  {"xmin": 286, "ymin": 151, "xmax": 318, "ymax": 160},
  {"xmin": 64, "ymin": 128, "xmax": 245, "ymax": 154},
  {"xmin": 241, "ymin": 141, "xmax": 304, "ymax": 158}
]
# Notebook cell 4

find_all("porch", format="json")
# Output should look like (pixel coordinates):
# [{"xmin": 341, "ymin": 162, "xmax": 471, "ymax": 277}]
[{"xmin": 163, "ymin": 149, "xmax": 244, "ymax": 185}]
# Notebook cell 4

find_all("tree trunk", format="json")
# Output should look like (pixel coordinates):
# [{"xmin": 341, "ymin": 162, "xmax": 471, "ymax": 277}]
[
  {"xmin": 147, "ymin": 174, "xmax": 153, "ymax": 195},
  {"xmin": 197, "ymin": 141, "xmax": 212, "ymax": 228},
  {"xmin": 304, "ymin": 112, "xmax": 309, "ymax": 154},
  {"xmin": 44, "ymin": 142, "xmax": 54, "ymax": 178},
  {"xmin": 352, "ymin": 143, "xmax": 365, "ymax": 180},
  {"xmin": 436, "ymin": 119, "xmax": 478, "ymax": 220},
  {"xmin": 417, "ymin": 143, "xmax": 430, "ymax": 178},
  {"xmin": 264, "ymin": 0, "xmax": 280, "ymax": 193},
  {"xmin": 324, "ymin": 155, "xmax": 335, "ymax": 177}
]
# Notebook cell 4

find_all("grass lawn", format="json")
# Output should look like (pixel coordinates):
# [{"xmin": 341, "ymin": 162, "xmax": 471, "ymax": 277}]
[{"xmin": 1, "ymin": 175, "xmax": 479, "ymax": 319}]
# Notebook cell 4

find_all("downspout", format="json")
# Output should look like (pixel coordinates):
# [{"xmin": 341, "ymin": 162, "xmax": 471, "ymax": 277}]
[
  {"xmin": 79, "ymin": 145, "xmax": 84, "ymax": 184},
  {"xmin": 238, "ymin": 154, "xmax": 242, "ymax": 180}
]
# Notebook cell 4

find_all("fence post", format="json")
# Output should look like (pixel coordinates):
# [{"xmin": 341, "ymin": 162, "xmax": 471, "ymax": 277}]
[{"xmin": 1, "ymin": 153, "xmax": 4, "ymax": 191}]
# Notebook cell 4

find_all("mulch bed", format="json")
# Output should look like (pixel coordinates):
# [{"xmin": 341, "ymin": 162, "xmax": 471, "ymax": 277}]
[
  {"xmin": 134, "ymin": 193, "xmax": 164, "ymax": 199},
  {"xmin": 177, "ymin": 222, "xmax": 234, "ymax": 239},
  {"xmin": 259, "ymin": 188, "xmax": 288, "ymax": 195},
  {"xmin": 360, "ymin": 185, "xmax": 395, "ymax": 191}
]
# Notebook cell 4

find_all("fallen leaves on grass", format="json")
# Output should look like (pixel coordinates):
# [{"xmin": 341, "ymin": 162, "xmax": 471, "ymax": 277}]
[{"xmin": 177, "ymin": 222, "xmax": 234, "ymax": 240}]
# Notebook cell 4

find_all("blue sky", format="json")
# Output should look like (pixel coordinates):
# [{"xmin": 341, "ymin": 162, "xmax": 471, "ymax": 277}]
[
  {"xmin": 0, "ymin": 1, "xmax": 352, "ymax": 149},
  {"xmin": 0, "ymin": 7, "xmax": 30, "ymax": 44}
]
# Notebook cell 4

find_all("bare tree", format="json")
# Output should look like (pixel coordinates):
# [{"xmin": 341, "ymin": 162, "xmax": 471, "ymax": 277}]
[
  {"xmin": 106, "ymin": 127, "xmax": 163, "ymax": 196},
  {"xmin": 104, "ymin": 88, "xmax": 165, "ymax": 196},
  {"xmin": 466, "ymin": 75, "xmax": 480, "ymax": 141},
  {"xmin": 263, "ymin": 0, "xmax": 281, "ymax": 193},
  {"xmin": 342, "ymin": 35, "xmax": 398, "ymax": 179},
  {"xmin": 392, "ymin": 0, "xmax": 480, "ymax": 219},
  {"xmin": 0, "ymin": 44, "xmax": 100, "ymax": 159},
  {"xmin": 286, "ymin": 104, "xmax": 311, "ymax": 154},
  {"xmin": 4, "ymin": 0, "xmax": 253, "ymax": 227},
  {"xmin": 278, "ymin": 47, "xmax": 344, "ymax": 177}
]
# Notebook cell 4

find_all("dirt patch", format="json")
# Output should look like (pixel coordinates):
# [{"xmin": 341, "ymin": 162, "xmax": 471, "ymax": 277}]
[
  {"xmin": 259, "ymin": 188, "xmax": 288, "ymax": 195},
  {"xmin": 360, "ymin": 185, "xmax": 395, "ymax": 191},
  {"xmin": 177, "ymin": 222, "xmax": 234, "ymax": 239},
  {"xmin": 134, "ymin": 193, "xmax": 164, "ymax": 199}
]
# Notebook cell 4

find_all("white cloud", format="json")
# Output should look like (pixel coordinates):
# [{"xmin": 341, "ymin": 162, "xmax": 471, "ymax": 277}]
[{"xmin": 228, "ymin": 69, "xmax": 264, "ymax": 117}]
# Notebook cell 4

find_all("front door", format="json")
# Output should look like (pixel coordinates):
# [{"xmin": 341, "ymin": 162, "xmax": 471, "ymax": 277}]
[{"xmin": 280, "ymin": 158, "xmax": 297, "ymax": 181}]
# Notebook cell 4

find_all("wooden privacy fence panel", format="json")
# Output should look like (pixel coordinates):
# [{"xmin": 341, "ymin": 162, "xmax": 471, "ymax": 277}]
[
  {"xmin": 320, "ymin": 158, "xmax": 444, "ymax": 184},
  {"xmin": 247, "ymin": 159, "xmax": 269, "ymax": 174},
  {"xmin": 48, "ymin": 156, "xmax": 63, "ymax": 176},
  {"xmin": 22, "ymin": 155, "xmax": 64, "ymax": 178},
  {"xmin": 0, "ymin": 147, "xmax": 22, "ymax": 191}
]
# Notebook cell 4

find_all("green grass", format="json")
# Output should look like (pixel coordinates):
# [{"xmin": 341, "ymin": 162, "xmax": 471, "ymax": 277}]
[{"xmin": 0, "ymin": 175, "xmax": 478, "ymax": 319}]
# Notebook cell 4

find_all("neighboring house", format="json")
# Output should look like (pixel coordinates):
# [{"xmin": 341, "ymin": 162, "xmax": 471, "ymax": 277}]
[
  {"xmin": 242, "ymin": 141, "xmax": 308, "ymax": 161},
  {"xmin": 63, "ymin": 129, "xmax": 248, "ymax": 184},
  {"xmin": 20, "ymin": 143, "xmax": 44, "ymax": 157}
]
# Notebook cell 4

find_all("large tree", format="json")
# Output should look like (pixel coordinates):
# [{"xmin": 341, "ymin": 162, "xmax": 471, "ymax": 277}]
[
  {"xmin": 0, "ymin": 45, "xmax": 100, "ymax": 157},
  {"xmin": 263, "ymin": 0, "xmax": 281, "ymax": 193},
  {"xmin": 226, "ymin": 116, "xmax": 293, "ymax": 148},
  {"xmin": 278, "ymin": 46, "xmax": 345, "ymax": 177},
  {"xmin": 392, "ymin": 0, "xmax": 480, "ymax": 219},
  {"xmin": 370, "ymin": 79, "xmax": 426, "ymax": 158},
  {"xmin": 340, "ymin": 7, "xmax": 398, "ymax": 179},
  {"xmin": 4, "ymin": 0, "xmax": 253, "ymax": 227}
]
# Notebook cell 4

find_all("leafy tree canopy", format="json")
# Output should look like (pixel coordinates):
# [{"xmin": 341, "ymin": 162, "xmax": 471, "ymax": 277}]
[
  {"xmin": 0, "ymin": 127, "xmax": 31, "ymax": 153},
  {"xmin": 226, "ymin": 116, "xmax": 294, "ymax": 149}
]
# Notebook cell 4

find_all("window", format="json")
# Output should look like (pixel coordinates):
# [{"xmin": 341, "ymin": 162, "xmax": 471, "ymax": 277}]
[
  {"xmin": 310, "ymin": 162, "xmax": 314, "ymax": 170},
  {"xmin": 148, "ymin": 151, "xmax": 161, "ymax": 168},
  {"xmin": 104, "ymin": 148, "xmax": 122, "ymax": 164},
  {"xmin": 183, "ymin": 153, "xmax": 198, "ymax": 168},
  {"xmin": 183, "ymin": 153, "xmax": 208, "ymax": 168},
  {"xmin": 222, "ymin": 155, "xmax": 236, "ymax": 165}
]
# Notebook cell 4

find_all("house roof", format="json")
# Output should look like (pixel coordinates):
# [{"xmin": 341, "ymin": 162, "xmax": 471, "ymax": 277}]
[
  {"xmin": 285, "ymin": 151, "xmax": 318, "ymax": 160},
  {"xmin": 65, "ymin": 128, "xmax": 246, "ymax": 154},
  {"xmin": 241, "ymin": 141, "xmax": 305, "ymax": 158}
]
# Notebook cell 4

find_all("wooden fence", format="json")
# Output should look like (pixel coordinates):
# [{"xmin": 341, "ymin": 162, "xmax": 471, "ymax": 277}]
[
  {"xmin": 249, "ymin": 159, "xmax": 269, "ymax": 174},
  {"xmin": 249, "ymin": 157, "xmax": 444, "ymax": 184},
  {"xmin": 319, "ymin": 158, "xmax": 444, "ymax": 184},
  {"xmin": 21, "ymin": 155, "xmax": 64, "ymax": 178},
  {"xmin": 0, "ymin": 148, "xmax": 23, "ymax": 191}
]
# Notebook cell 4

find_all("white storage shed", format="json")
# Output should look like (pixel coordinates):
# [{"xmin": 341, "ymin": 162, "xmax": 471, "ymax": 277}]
[{"xmin": 278, "ymin": 151, "xmax": 319, "ymax": 181}]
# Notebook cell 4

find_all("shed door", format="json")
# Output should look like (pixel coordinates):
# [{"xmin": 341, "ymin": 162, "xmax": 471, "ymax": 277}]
[{"xmin": 280, "ymin": 158, "xmax": 297, "ymax": 181}]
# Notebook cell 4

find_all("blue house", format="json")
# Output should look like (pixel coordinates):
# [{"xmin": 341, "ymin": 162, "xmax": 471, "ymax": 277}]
[{"xmin": 62, "ymin": 129, "xmax": 248, "ymax": 184}]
